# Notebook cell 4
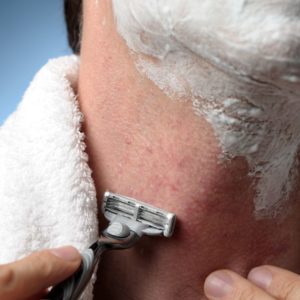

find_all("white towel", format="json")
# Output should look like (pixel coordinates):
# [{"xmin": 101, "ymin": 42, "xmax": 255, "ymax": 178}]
[{"xmin": 0, "ymin": 56, "xmax": 99, "ymax": 300}]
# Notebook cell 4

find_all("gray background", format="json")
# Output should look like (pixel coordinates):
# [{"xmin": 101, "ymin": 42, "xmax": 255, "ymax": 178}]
[{"xmin": 0, "ymin": 0, "xmax": 72, "ymax": 125}]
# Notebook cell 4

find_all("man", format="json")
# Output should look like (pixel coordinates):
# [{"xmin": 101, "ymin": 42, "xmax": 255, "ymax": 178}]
[{"xmin": 1, "ymin": 0, "xmax": 300, "ymax": 299}]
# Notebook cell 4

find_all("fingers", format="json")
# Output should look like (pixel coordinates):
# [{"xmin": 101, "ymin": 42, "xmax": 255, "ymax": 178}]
[
  {"xmin": 0, "ymin": 246, "xmax": 81, "ymax": 300},
  {"xmin": 204, "ymin": 270, "xmax": 275, "ymax": 300},
  {"xmin": 26, "ymin": 288, "xmax": 49, "ymax": 300},
  {"xmin": 248, "ymin": 265, "xmax": 300, "ymax": 300}
]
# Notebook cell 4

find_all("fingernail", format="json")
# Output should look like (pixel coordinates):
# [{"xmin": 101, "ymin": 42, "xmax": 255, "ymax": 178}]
[
  {"xmin": 50, "ymin": 246, "xmax": 80, "ymax": 262},
  {"xmin": 248, "ymin": 267, "xmax": 273, "ymax": 290},
  {"xmin": 204, "ymin": 271, "xmax": 234, "ymax": 298}
]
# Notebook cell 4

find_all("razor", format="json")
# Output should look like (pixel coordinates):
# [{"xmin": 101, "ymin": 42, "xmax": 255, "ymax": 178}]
[{"xmin": 47, "ymin": 191, "xmax": 176, "ymax": 300}]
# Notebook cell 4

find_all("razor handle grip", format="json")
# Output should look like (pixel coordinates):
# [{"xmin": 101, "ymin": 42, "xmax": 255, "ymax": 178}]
[{"xmin": 47, "ymin": 243, "xmax": 105, "ymax": 300}]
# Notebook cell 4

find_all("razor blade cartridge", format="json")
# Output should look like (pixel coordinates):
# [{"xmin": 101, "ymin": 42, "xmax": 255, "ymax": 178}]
[{"xmin": 103, "ymin": 191, "xmax": 176, "ymax": 238}]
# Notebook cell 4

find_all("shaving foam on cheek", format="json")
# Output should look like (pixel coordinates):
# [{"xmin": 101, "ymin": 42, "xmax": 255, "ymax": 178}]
[{"xmin": 112, "ymin": 0, "xmax": 300, "ymax": 218}]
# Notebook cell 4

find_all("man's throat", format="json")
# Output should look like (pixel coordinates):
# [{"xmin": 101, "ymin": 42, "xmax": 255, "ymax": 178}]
[{"xmin": 79, "ymin": 90, "xmax": 300, "ymax": 300}]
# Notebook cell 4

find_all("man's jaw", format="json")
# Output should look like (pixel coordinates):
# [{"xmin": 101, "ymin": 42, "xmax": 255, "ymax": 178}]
[{"xmin": 78, "ymin": 1, "xmax": 300, "ymax": 298}]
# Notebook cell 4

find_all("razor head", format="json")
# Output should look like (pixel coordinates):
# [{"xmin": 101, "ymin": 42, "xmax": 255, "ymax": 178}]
[{"xmin": 103, "ymin": 191, "xmax": 176, "ymax": 238}]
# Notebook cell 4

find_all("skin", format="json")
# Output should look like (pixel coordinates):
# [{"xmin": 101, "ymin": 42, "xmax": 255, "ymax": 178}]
[
  {"xmin": 77, "ymin": 0, "xmax": 300, "ymax": 299},
  {"xmin": 204, "ymin": 266, "xmax": 300, "ymax": 299},
  {"xmin": 111, "ymin": 0, "xmax": 300, "ymax": 218},
  {"xmin": 0, "ymin": 246, "xmax": 81, "ymax": 300},
  {"xmin": 1, "ymin": 0, "xmax": 300, "ymax": 299}
]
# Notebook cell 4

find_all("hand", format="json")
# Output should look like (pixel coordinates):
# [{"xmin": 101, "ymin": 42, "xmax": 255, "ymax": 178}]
[
  {"xmin": 204, "ymin": 265, "xmax": 300, "ymax": 300},
  {"xmin": 0, "ymin": 246, "xmax": 81, "ymax": 300}
]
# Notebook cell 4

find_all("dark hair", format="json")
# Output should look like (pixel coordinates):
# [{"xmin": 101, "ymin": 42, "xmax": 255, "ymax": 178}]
[{"xmin": 64, "ymin": 0, "xmax": 82, "ymax": 54}]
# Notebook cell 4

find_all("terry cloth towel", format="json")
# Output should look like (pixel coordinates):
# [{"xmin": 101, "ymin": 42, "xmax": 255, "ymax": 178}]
[{"xmin": 0, "ymin": 56, "xmax": 99, "ymax": 300}]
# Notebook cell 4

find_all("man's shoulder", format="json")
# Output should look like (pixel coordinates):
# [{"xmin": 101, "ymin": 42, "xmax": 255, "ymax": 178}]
[{"xmin": 0, "ymin": 56, "xmax": 98, "ymax": 265}]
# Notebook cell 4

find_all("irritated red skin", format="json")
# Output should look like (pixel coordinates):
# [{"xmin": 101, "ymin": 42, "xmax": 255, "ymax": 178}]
[
  {"xmin": 82, "ymin": 100, "xmax": 300, "ymax": 299},
  {"xmin": 78, "ymin": 1, "xmax": 300, "ymax": 299}
]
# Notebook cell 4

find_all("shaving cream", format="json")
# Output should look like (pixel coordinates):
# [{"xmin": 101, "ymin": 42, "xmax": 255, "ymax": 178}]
[{"xmin": 112, "ymin": 0, "xmax": 300, "ymax": 218}]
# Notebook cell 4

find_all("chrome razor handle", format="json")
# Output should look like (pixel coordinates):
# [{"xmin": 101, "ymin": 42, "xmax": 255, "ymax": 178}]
[{"xmin": 47, "ymin": 242, "xmax": 106, "ymax": 300}]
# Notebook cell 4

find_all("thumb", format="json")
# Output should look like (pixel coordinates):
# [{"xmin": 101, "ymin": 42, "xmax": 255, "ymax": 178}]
[{"xmin": 0, "ymin": 246, "xmax": 81, "ymax": 300}]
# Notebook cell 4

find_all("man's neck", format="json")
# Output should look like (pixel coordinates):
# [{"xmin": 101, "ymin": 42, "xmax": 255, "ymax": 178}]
[{"xmin": 77, "ymin": 1, "xmax": 300, "ymax": 298}]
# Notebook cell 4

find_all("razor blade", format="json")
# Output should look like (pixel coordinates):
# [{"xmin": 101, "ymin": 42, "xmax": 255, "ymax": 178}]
[
  {"xmin": 48, "ymin": 192, "xmax": 176, "ymax": 300},
  {"xmin": 103, "ymin": 191, "xmax": 176, "ymax": 238}
]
